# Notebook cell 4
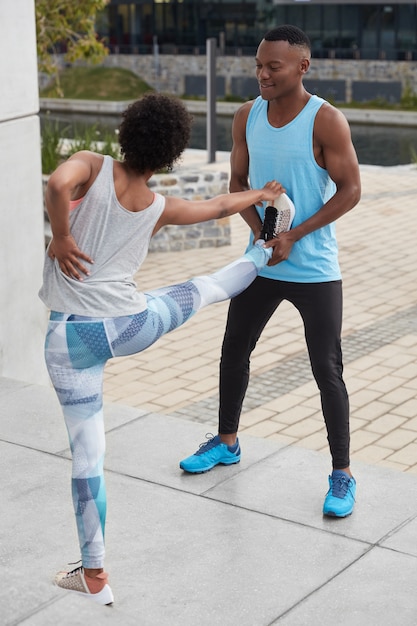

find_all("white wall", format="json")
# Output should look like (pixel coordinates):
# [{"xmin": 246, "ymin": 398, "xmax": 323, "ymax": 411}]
[{"xmin": 0, "ymin": 0, "xmax": 49, "ymax": 384}]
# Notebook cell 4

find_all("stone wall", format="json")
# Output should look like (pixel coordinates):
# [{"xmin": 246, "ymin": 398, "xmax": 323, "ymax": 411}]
[
  {"xmin": 102, "ymin": 54, "xmax": 417, "ymax": 102},
  {"xmin": 148, "ymin": 170, "xmax": 230, "ymax": 252}
]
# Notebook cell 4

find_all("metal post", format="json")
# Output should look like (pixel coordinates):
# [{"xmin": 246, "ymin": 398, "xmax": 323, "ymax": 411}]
[
  {"xmin": 153, "ymin": 35, "xmax": 160, "ymax": 79},
  {"xmin": 206, "ymin": 37, "xmax": 217, "ymax": 163}
]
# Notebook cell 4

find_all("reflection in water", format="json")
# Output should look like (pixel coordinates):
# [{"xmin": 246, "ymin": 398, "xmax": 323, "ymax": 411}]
[
  {"xmin": 348, "ymin": 124, "xmax": 417, "ymax": 166},
  {"xmin": 40, "ymin": 111, "xmax": 417, "ymax": 166}
]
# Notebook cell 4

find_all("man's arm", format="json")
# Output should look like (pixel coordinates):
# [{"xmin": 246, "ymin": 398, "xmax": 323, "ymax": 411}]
[
  {"xmin": 268, "ymin": 105, "xmax": 361, "ymax": 265},
  {"xmin": 229, "ymin": 102, "xmax": 265, "ymax": 238}
]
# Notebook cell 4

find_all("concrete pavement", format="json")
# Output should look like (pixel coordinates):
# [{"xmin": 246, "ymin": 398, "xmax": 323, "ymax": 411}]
[{"xmin": 2, "ymin": 375, "xmax": 417, "ymax": 625}]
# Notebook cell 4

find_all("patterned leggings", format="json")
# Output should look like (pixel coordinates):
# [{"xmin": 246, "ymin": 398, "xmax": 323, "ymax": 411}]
[{"xmin": 45, "ymin": 242, "xmax": 271, "ymax": 568}]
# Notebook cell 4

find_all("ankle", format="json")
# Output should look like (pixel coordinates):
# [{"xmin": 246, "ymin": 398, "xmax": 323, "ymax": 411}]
[
  {"xmin": 83, "ymin": 568, "xmax": 108, "ymax": 595},
  {"xmin": 219, "ymin": 433, "xmax": 237, "ymax": 447},
  {"xmin": 334, "ymin": 467, "xmax": 352, "ymax": 478},
  {"xmin": 84, "ymin": 568, "xmax": 104, "ymax": 579}
]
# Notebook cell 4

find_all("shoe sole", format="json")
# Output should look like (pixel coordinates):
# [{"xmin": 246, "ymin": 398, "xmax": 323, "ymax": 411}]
[
  {"xmin": 180, "ymin": 458, "xmax": 240, "ymax": 474},
  {"xmin": 261, "ymin": 194, "xmax": 295, "ymax": 240},
  {"xmin": 274, "ymin": 192, "xmax": 296, "ymax": 224},
  {"xmin": 323, "ymin": 508, "xmax": 354, "ymax": 518},
  {"xmin": 55, "ymin": 582, "xmax": 114, "ymax": 605}
]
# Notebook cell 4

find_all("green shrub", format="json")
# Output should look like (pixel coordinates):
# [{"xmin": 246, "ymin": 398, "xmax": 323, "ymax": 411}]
[
  {"xmin": 401, "ymin": 82, "xmax": 417, "ymax": 110},
  {"xmin": 41, "ymin": 119, "xmax": 70, "ymax": 174},
  {"xmin": 41, "ymin": 120, "xmax": 120, "ymax": 174},
  {"xmin": 65, "ymin": 125, "xmax": 120, "ymax": 159}
]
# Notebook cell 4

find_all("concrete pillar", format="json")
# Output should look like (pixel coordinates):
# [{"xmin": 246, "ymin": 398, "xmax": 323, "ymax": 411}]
[{"xmin": 0, "ymin": 0, "xmax": 49, "ymax": 384}]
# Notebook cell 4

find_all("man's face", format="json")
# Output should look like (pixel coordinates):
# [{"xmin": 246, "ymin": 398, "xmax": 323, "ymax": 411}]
[{"xmin": 255, "ymin": 39, "xmax": 309, "ymax": 101}]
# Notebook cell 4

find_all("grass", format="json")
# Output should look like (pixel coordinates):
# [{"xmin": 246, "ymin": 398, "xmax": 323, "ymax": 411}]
[
  {"xmin": 40, "ymin": 66, "xmax": 153, "ymax": 100},
  {"xmin": 338, "ymin": 99, "xmax": 417, "ymax": 111},
  {"xmin": 40, "ymin": 66, "xmax": 417, "ymax": 112}
]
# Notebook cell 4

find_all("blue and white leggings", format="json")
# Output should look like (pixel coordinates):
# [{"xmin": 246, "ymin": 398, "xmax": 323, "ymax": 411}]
[{"xmin": 45, "ymin": 242, "xmax": 271, "ymax": 568}]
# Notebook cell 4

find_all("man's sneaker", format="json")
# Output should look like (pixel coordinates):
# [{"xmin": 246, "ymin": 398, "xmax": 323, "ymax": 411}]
[
  {"xmin": 179, "ymin": 434, "xmax": 241, "ymax": 473},
  {"xmin": 323, "ymin": 470, "xmax": 356, "ymax": 518},
  {"xmin": 260, "ymin": 193, "xmax": 295, "ymax": 241},
  {"xmin": 54, "ymin": 564, "xmax": 114, "ymax": 606}
]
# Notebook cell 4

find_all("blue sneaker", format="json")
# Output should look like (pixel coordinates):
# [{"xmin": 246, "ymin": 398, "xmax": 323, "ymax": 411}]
[
  {"xmin": 323, "ymin": 470, "xmax": 356, "ymax": 517},
  {"xmin": 179, "ymin": 434, "xmax": 241, "ymax": 473}
]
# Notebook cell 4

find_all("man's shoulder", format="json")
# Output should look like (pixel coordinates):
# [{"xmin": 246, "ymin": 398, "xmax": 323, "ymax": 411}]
[
  {"xmin": 236, "ymin": 96, "xmax": 264, "ymax": 124},
  {"xmin": 314, "ymin": 99, "xmax": 348, "ymax": 125},
  {"xmin": 237, "ymin": 97, "xmax": 258, "ymax": 113}
]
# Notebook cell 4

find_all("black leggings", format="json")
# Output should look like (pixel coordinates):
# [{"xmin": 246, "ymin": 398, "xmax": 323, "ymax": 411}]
[{"xmin": 219, "ymin": 277, "xmax": 350, "ymax": 468}]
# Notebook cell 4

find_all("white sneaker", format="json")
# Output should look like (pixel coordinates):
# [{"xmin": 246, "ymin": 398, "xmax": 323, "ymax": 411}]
[
  {"xmin": 260, "ymin": 193, "xmax": 295, "ymax": 241},
  {"xmin": 54, "ymin": 564, "xmax": 114, "ymax": 606}
]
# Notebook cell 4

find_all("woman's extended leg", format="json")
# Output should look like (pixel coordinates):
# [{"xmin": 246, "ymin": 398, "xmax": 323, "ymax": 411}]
[
  {"xmin": 187, "ymin": 240, "xmax": 272, "ymax": 308},
  {"xmin": 45, "ymin": 242, "xmax": 271, "ymax": 599},
  {"xmin": 107, "ymin": 242, "xmax": 272, "ymax": 357}
]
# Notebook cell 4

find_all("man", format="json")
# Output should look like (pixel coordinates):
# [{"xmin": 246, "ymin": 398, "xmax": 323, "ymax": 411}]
[{"xmin": 180, "ymin": 25, "xmax": 361, "ymax": 518}]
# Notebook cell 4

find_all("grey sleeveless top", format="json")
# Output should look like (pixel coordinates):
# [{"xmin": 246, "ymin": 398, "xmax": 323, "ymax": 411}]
[{"xmin": 39, "ymin": 155, "xmax": 166, "ymax": 317}]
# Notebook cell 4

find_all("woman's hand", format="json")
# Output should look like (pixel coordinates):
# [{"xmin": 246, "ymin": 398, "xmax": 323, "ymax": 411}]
[
  {"xmin": 49, "ymin": 235, "xmax": 94, "ymax": 281},
  {"xmin": 255, "ymin": 180, "xmax": 286, "ymax": 206}
]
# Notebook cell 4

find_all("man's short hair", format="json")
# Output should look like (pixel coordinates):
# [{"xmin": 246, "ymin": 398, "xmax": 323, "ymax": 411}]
[{"xmin": 264, "ymin": 25, "xmax": 311, "ymax": 52}]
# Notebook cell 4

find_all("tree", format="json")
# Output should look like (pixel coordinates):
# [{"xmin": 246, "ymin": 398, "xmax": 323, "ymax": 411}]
[{"xmin": 35, "ymin": 0, "xmax": 109, "ymax": 81}]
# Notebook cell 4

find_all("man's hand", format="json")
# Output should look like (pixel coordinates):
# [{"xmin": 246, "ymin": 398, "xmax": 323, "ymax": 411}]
[
  {"xmin": 48, "ymin": 235, "xmax": 94, "ymax": 281},
  {"xmin": 264, "ymin": 230, "xmax": 296, "ymax": 266}
]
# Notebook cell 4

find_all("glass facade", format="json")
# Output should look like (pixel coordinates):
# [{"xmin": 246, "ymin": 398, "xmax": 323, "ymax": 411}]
[{"xmin": 96, "ymin": 0, "xmax": 417, "ymax": 60}]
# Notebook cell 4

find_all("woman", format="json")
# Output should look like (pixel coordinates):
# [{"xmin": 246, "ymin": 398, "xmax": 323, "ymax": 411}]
[{"xmin": 39, "ymin": 92, "xmax": 289, "ymax": 605}]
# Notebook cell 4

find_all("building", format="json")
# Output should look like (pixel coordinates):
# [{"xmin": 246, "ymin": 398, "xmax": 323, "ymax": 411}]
[
  {"xmin": 98, "ymin": 0, "xmax": 416, "ymax": 60},
  {"xmin": 0, "ymin": 0, "xmax": 48, "ymax": 384}
]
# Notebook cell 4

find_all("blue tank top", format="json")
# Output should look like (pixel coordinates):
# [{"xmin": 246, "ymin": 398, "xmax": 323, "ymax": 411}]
[{"xmin": 246, "ymin": 95, "xmax": 340, "ymax": 282}]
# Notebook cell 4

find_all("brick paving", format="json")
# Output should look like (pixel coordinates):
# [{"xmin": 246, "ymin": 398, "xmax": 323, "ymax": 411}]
[{"xmin": 103, "ymin": 149, "xmax": 417, "ymax": 474}]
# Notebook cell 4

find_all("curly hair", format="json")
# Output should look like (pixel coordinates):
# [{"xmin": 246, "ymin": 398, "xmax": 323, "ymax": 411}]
[
  {"xmin": 264, "ymin": 25, "xmax": 311, "ymax": 53},
  {"xmin": 118, "ymin": 92, "xmax": 193, "ymax": 174}
]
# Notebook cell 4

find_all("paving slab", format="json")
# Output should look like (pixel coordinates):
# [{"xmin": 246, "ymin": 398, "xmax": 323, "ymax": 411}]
[
  {"xmin": 103, "ymin": 472, "xmax": 368, "ymax": 625},
  {"xmin": 380, "ymin": 515, "xmax": 417, "ymax": 558},
  {"xmin": 102, "ymin": 412, "xmax": 286, "ymax": 495},
  {"xmin": 274, "ymin": 547, "xmax": 417, "ymax": 626},
  {"xmin": 205, "ymin": 444, "xmax": 417, "ymax": 544}
]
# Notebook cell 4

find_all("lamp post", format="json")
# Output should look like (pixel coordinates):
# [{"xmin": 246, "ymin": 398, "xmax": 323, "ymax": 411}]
[{"xmin": 206, "ymin": 37, "xmax": 216, "ymax": 163}]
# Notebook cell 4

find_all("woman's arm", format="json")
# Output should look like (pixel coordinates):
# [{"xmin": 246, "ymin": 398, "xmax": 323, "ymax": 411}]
[
  {"xmin": 46, "ymin": 152, "xmax": 96, "ymax": 280},
  {"xmin": 155, "ymin": 179, "xmax": 284, "ymax": 231}
]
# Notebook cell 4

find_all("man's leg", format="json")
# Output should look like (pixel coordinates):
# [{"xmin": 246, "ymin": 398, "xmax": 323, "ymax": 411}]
[
  {"xmin": 180, "ymin": 277, "xmax": 282, "ymax": 473},
  {"xmin": 292, "ymin": 281, "xmax": 356, "ymax": 517},
  {"xmin": 219, "ymin": 278, "xmax": 283, "ymax": 436}
]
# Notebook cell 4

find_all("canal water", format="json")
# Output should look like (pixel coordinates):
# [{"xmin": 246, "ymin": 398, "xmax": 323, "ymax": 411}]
[
  {"xmin": 41, "ymin": 111, "xmax": 417, "ymax": 166},
  {"xmin": 201, "ymin": 116, "xmax": 417, "ymax": 166}
]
